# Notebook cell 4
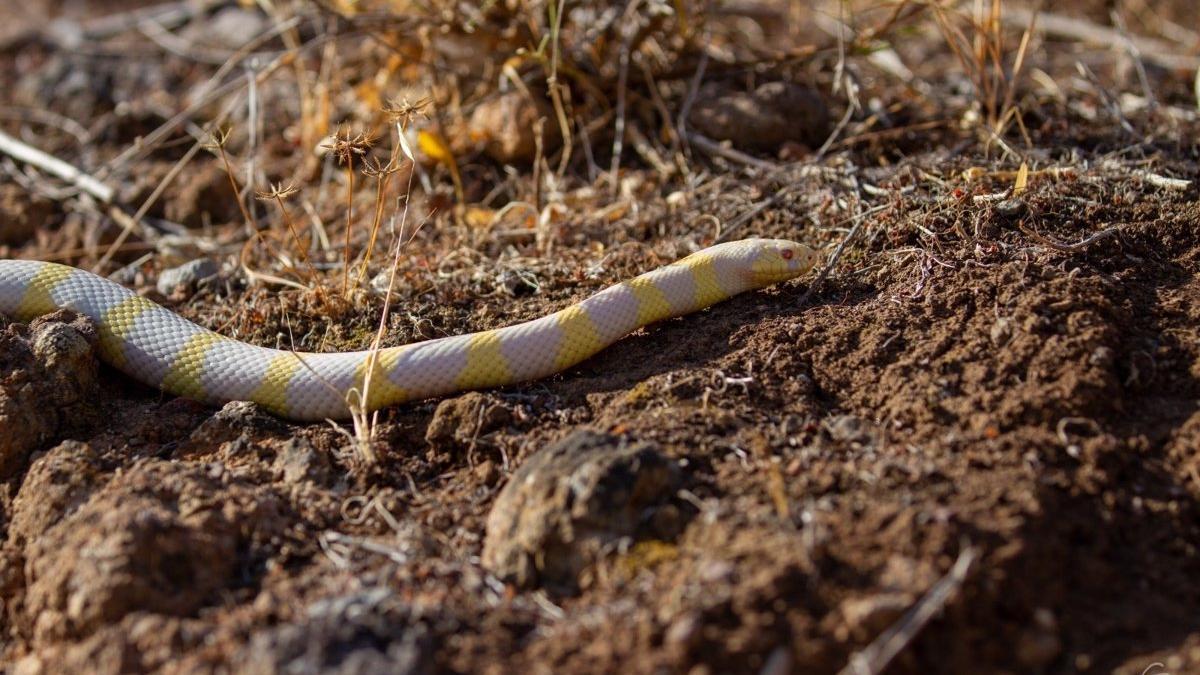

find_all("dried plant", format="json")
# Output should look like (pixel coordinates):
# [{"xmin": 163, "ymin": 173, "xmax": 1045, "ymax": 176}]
[
  {"xmin": 204, "ymin": 127, "xmax": 258, "ymax": 232},
  {"xmin": 324, "ymin": 127, "xmax": 376, "ymax": 297}
]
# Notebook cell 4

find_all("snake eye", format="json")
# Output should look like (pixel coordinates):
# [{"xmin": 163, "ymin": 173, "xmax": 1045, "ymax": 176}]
[{"xmin": 781, "ymin": 248, "xmax": 794, "ymax": 260}]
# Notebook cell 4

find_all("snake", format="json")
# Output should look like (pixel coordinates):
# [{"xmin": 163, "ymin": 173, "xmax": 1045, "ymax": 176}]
[{"xmin": 0, "ymin": 238, "xmax": 817, "ymax": 421}]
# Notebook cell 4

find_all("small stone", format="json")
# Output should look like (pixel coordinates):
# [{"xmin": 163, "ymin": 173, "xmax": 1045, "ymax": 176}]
[
  {"xmin": 1088, "ymin": 346, "xmax": 1114, "ymax": 367},
  {"xmin": 759, "ymin": 647, "xmax": 792, "ymax": 675},
  {"xmin": 474, "ymin": 459, "xmax": 499, "ymax": 485},
  {"xmin": 995, "ymin": 198, "xmax": 1028, "ymax": 219},
  {"xmin": 424, "ymin": 392, "xmax": 511, "ymax": 451},
  {"xmin": 665, "ymin": 611, "xmax": 703, "ymax": 660},
  {"xmin": 242, "ymin": 589, "xmax": 431, "ymax": 675},
  {"xmin": 185, "ymin": 7, "xmax": 267, "ymax": 50},
  {"xmin": 182, "ymin": 401, "xmax": 286, "ymax": 453},
  {"xmin": 990, "ymin": 317, "xmax": 1013, "ymax": 347},
  {"xmin": 275, "ymin": 437, "xmax": 332, "ymax": 486},
  {"xmin": 467, "ymin": 91, "xmax": 561, "ymax": 164},
  {"xmin": 156, "ymin": 259, "xmax": 218, "ymax": 296},
  {"xmin": 481, "ymin": 430, "xmax": 682, "ymax": 589}
]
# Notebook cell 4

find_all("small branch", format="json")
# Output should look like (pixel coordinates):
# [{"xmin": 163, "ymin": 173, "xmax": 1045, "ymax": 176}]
[
  {"xmin": 1110, "ymin": 9, "xmax": 1157, "ymax": 110},
  {"xmin": 686, "ymin": 132, "xmax": 778, "ymax": 172},
  {"xmin": 0, "ymin": 129, "xmax": 114, "ymax": 203},
  {"xmin": 1138, "ymin": 171, "xmax": 1191, "ymax": 191},
  {"xmin": 1018, "ymin": 222, "xmax": 1120, "ymax": 253},
  {"xmin": 1007, "ymin": 8, "xmax": 1200, "ymax": 70},
  {"xmin": 839, "ymin": 546, "xmax": 976, "ymax": 675}
]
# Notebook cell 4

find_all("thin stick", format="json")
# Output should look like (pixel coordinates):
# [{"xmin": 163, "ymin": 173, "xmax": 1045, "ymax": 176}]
[
  {"xmin": 609, "ymin": 27, "xmax": 632, "ymax": 193},
  {"xmin": 676, "ymin": 49, "xmax": 709, "ymax": 149},
  {"xmin": 1006, "ymin": 8, "xmax": 1200, "ymax": 70},
  {"xmin": 686, "ymin": 132, "xmax": 778, "ymax": 172},
  {"xmin": 799, "ymin": 203, "xmax": 891, "ymax": 306},
  {"xmin": 0, "ymin": 129, "xmax": 114, "ymax": 203},
  {"xmin": 94, "ymin": 139, "xmax": 206, "ymax": 271},
  {"xmin": 1018, "ymin": 222, "xmax": 1120, "ymax": 252},
  {"xmin": 1110, "ymin": 9, "xmax": 1157, "ymax": 109},
  {"xmin": 839, "ymin": 547, "xmax": 976, "ymax": 675}
]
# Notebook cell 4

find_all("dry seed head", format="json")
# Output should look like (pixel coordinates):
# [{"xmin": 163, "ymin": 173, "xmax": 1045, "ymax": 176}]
[
  {"xmin": 203, "ymin": 127, "xmax": 233, "ymax": 151},
  {"xmin": 255, "ymin": 181, "xmax": 300, "ymax": 201},
  {"xmin": 361, "ymin": 156, "xmax": 400, "ymax": 178},
  {"xmin": 324, "ymin": 127, "xmax": 376, "ymax": 166},
  {"xmin": 383, "ymin": 96, "xmax": 431, "ymax": 129}
]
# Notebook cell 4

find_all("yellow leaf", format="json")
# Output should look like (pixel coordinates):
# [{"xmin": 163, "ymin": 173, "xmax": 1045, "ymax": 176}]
[
  {"xmin": 1014, "ymin": 162, "xmax": 1029, "ymax": 196},
  {"xmin": 417, "ymin": 129, "xmax": 463, "ymax": 205},
  {"xmin": 418, "ymin": 130, "xmax": 455, "ymax": 166}
]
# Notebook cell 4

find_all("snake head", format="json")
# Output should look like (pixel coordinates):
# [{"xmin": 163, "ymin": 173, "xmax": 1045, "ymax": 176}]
[{"xmin": 747, "ymin": 238, "xmax": 820, "ymax": 286}]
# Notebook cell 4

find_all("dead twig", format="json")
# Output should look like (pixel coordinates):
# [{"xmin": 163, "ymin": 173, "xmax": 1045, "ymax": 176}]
[
  {"xmin": 1007, "ymin": 8, "xmax": 1200, "ymax": 70},
  {"xmin": 839, "ymin": 546, "xmax": 977, "ymax": 675},
  {"xmin": 0, "ymin": 129, "xmax": 114, "ymax": 203},
  {"xmin": 1110, "ymin": 10, "xmax": 1157, "ymax": 110},
  {"xmin": 686, "ymin": 132, "xmax": 778, "ymax": 172},
  {"xmin": 1017, "ymin": 222, "xmax": 1120, "ymax": 253}
]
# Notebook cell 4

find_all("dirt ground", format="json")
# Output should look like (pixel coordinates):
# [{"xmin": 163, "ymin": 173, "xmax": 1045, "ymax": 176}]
[{"xmin": 1, "ymin": 1, "xmax": 1199, "ymax": 673}]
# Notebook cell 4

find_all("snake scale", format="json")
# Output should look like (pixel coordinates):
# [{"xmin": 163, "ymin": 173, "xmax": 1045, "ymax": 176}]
[{"xmin": 0, "ymin": 238, "xmax": 817, "ymax": 421}]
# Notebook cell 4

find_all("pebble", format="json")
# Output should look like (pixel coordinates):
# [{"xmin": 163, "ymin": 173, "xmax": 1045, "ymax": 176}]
[{"xmin": 157, "ymin": 259, "xmax": 218, "ymax": 296}]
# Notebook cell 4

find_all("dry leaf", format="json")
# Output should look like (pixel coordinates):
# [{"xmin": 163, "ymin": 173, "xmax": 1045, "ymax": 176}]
[{"xmin": 1013, "ymin": 162, "xmax": 1029, "ymax": 196}]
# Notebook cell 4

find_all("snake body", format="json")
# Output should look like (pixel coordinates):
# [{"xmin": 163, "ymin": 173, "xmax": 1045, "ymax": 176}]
[{"xmin": 0, "ymin": 238, "xmax": 816, "ymax": 421}]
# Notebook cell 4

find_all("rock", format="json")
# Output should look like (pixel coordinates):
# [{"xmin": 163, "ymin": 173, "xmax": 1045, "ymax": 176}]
[
  {"xmin": 275, "ymin": 437, "xmax": 332, "ymax": 486},
  {"xmin": 482, "ymin": 430, "xmax": 682, "ymax": 589},
  {"xmin": 688, "ymin": 82, "xmax": 829, "ymax": 151},
  {"xmin": 182, "ymin": 401, "xmax": 288, "ymax": 453},
  {"xmin": 242, "ymin": 588, "xmax": 431, "ymax": 675},
  {"xmin": 156, "ymin": 259, "xmax": 218, "ymax": 296},
  {"xmin": 0, "ymin": 310, "xmax": 100, "ymax": 478},
  {"xmin": 994, "ymin": 197, "xmax": 1028, "ymax": 219},
  {"xmin": 424, "ymin": 392, "xmax": 511, "ymax": 451},
  {"xmin": 467, "ymin": 91, "xmax": 561, "ymax": 164}
]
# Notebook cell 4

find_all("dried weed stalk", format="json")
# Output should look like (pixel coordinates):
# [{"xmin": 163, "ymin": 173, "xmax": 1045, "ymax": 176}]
[
  {"xmin": 255, "ymin": 181, "xmax": 320, "ymax": 287},
  {"xmin": 929, "ymin": 0, "xmax": 1037, "ymax": 151},
  {"xmin": 204, "ymin": 127, "xmax": 258, "ymax": 232},
  {"xmin": 326, "ymin": 127, "xmax": 375, "ymax": 298}
]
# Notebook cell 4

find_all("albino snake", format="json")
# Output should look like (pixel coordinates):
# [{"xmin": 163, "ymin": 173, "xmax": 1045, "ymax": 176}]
[{"xmin": 0, "ymin": 238, "xmax": 817, "ymax": 421}]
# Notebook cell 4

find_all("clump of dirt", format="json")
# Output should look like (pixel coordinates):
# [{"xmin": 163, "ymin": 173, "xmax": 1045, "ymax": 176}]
[
  {"xmin": 482, "ymin": 430, "xmax": 683, "ymax": 589},
  {"xmin": 0, "ymin": 310, "xmax": 101, "ymax": 477}
]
